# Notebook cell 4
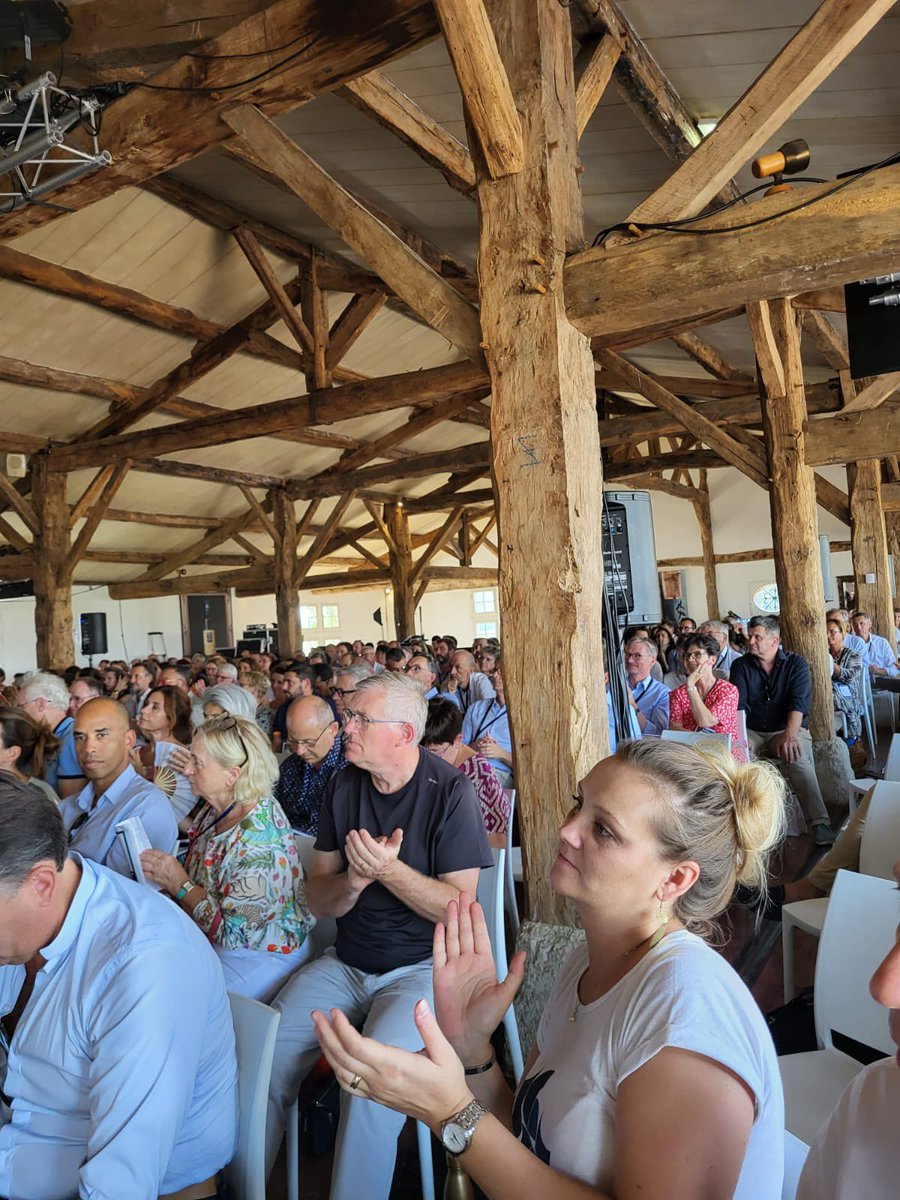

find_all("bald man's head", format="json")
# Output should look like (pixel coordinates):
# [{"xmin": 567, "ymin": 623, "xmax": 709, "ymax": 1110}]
[
  {"xmin": 286, "ymin": 694, "xmax": 339, "ymax": 765},
  {"xmin": 73, "ymin": 698, "xmax": 135, "ymax": 792},
  {"xmin": 449, "ymin": 650, "xmax": 477, "ymax": 688}
]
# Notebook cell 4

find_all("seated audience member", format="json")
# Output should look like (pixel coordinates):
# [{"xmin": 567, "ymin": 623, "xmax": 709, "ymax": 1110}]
[
  {"xmin": 0, "ymin": 778, "xmax": 238, "ymax": 1198},
  {"xmin": 662, "ymin": 636, "xmax": 688, "ymax": 690},
  {"xmin": 668, "ymin": 633, "xmax": 744, "ymax": 760},
  {"xmin": 731, "ymin": 615, "xmax": 834, "ymax": 846},
  {"xmin": 332, "ymin": 664, "xmax": 374, "ymax": 722},
  {"xmin": 272, "ymin": 665, "xmax": 319, "ymax": 743},
  {"xmin": 313, "ymin": 739, "xmax": 787, "ymax": 1200},
  {"xmin": 142, "ymin": 716, "xmax": 311, "ymax": 1002},
  {"xmin": 133, "ymin": 685, "xmax": 196, "ymax": 821},
  {"xmin": 851, "ymin": 609, "xmax": 899, "ymax": 677},
  {"xmin": 651, "ymin": 624, "xmax": 678, "ymax": 675},
  {"xmin": 433, "ymin": 637, "xmax": 455, "ymax": 685},
  {"xmin": 827, "ymin": 608, "xmax": 865, "ymax": 655},
  {"xmin": 442, "ymin": 650, "xmax": 496, "ymax": 715},
  {"xmin": 699, "ymin": 619, "xmax": 743, "ymax": 677},
  {"xmin": 0, "ymin": 704, "xmax": 60, "ymax": 803},
  {"xmin": 679, "ymin": 615, "xmax": 697, "ymax": 634},
  {"xmin": 201, "ymin": 682, "xmax": 258, "ymax": 722},
  {"xmin": 216, "ymin": 662, "xmax": 240, "ymax": 686},
  {"xmin": 125, "ymin": 659, "xmax": 157, "ymax": 718},
  {"xmin": 243, "ymin": 668, "xmax": 275, "ymax": 737},
  {"xmin": 19, "ymin": 671, "xmax": 86, "ymax": 798},
  {"xmin": 624, "ymin": 638, "xmax": 670, "ymax": 736},
  {"xmin": 404, "ymin": 652, "xmax": 440, "ymax": 699},
  {"xmin": 423, "ymin": 697, "xmax": 511, "ymax": 841},
  {"xmin": 476, "ymin": 644, "xmax": 498, "ymax": 675},
  {"xmin": 61, "ymin": 698, "xmax": 178, "ymax": 876},
  {"xmin": 827, "ymin": 617, "xmax": 864, "ymax": 743},
  {"xmin": 158, "ymin": 664, "xmax": 191, "ymax": 692},
  {"xmin": 462, "ymin": 657, "xmax": 514, "ymax": 788},
  {"xmin": 275, "ymin": 695, "xmax": 347, "ymax": 836},
  {"xmin": 68, "ymin": 674, "xmax": 103, "ymax": 716},
  {"xmin": 265, "ymin": 672, "xmax": 492, "ymax": 1198},
  {"xmin": 797, "ymin": 857, "xmax": 900, "ymax": 1198},
  {"xmin": 385, "ymin": 647, "xmax": 406, "ymax": 673}
]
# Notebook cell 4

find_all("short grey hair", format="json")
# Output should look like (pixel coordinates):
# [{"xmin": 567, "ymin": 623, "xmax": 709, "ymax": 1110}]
[
  {"xmin": 335, "ymin": 664, "xmax": 374, "ymax": 686},
  {"xmin": 20, "ymin": 671, "xmax": 70, "ymax": 711},
  {"xmin": 203, "ymin": 683, "xmax": 257, "ymax": 721},
  {"xmin": 0, "ymin": 776, "xmax": 67, "ymax": 893},
  {"xmin": 700, "ymin": 620, "xmax": 728, "ymax": 635},
  {"xmin": 217, "ymin": 663, "xmax": 239, "ymax": 682},
  {"xmin": 355, "ymin": 671, "xmax": 427, "ymax": 741}
]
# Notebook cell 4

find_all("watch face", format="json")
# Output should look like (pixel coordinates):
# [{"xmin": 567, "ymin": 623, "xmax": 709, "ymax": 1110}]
[{"xmin": 442, "ymin": 1122, "xmax": 468, "ymax": 1154}]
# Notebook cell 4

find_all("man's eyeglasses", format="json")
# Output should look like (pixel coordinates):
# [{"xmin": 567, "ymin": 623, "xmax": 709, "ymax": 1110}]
[
  {"xmin": 286, "ymin": 724, "xmax": 332, "ymax": 753},
  {"xmin": 332, "ymin": 687, "xmax": 357, "ymax": 699},
  {"xmin": 340, "ymin": 708, "xmax": 405, "ymax": 729}
]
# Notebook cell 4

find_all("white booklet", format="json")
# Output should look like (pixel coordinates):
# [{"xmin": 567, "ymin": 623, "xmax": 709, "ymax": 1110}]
[{"xmin": 115, "ymin": 816, "xmax": 160, "ymax": 889}]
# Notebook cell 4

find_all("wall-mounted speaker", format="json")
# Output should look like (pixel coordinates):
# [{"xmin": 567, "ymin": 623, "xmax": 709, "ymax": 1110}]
[{"xmin": 80, "ymin": 611, "xmax": 108, "ymax": 655}]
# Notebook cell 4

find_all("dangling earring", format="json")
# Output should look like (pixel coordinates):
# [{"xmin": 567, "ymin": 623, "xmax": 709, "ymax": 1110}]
[{"xmin": 648, "ymin": 900, "xmax": 669, "ymax": 949}]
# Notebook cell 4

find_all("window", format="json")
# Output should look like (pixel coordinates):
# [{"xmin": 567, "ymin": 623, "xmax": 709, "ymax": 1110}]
[
  {"xmin": 299, "ymin": 605, "xmax": 318, "ymax": 629},
  {"xmin": 322, "ymin": 604, "xmax": 340, "ymax": 629},
  {"xmin": 752, "ymin": 583, "xmax": 780, "ymax": 614},
  {"xmin": 475, "ymin": 621, "xmax": 498, "ymax": 639},
  {"xmin": 473, "ymin": 589, "xmax": 496, "ymax": 614}
]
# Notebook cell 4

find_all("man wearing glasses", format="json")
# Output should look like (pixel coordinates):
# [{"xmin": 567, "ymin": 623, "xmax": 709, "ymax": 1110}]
[
  {"xmin": 404, "ymin": 653, "xmax": 440, "ymax": 699},
  {"xmin": 274, "ymin": 695, "xmax": 346, "ymax": 836},
  {"xmin": 266, "ymin": 672, "xmax": 492, "ymax": 1199}
]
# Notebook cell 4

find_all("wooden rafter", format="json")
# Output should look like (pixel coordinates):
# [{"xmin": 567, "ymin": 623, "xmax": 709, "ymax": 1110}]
[
  {"xmin": 0, "ymin": 515, "xmax": 29, "ymax": 551},
  {"xmin": 232, "ymin": 226, "xmax": 315, "ymax": 357},
  {"xmin": 63, "ymin": 461, "xmax": 131, "ymax": 579},
  {"xmin": 290, "ymin": 442, "xmax": 490, "ymax": 501},
  {"xmin": 221, "ymin": 104, "xmax": 485, "ymax": 362},
  {"xmin": 669, "ymin": 332, "xmax": 754, "ymax": 384},
  {"xmin": 746, "ymin": 301, "xmax": 786, "ymax": 398},
  {"xmin": 238, "ymin": 486, "xmax": 278, "ymax": 544},
  {"xmin": 432, "ymin": 0, "xmax": 524, "ymax": 178},
  {"xmin": 340, "ymin": 71, "xmax": 476, "ymax": 194},
  {"xmin": 409, "ymin": 507, "xmax": 465, "ymax": 587},
  {"xmin": 800, "ymin": 310, "xmax": 850, "ymax": 372},
  {"xmin": 326, "ymin": 293, "xmax": 388, "ymax": 370},
  {"xmin": 0, "ymin": 472, "xmax": 38, "ymax": 535},
  {"xmin": 806, "ymin": 406, "xmax": 900, "ymax": 466},
  {"xmin": 135, "ymin": 508, "xmax": 262, "ymax": 583},
  {"xmin": 469, "ymin": 513, "xmax": 497, "ymax": 556},
  {"xmin": 69, "ymin": 466, "xmax": 116, "ymax": 527},
  {"xmin": 573, "ymin": 34, "xmax": 621, "ymax": 138},
  {"xmin": 295, "ymin": 492, "xmax": 357, "ymax": 586},
  {"xmin": 839, "ymin": 372, "xmax": 900, "ymax": 415}
]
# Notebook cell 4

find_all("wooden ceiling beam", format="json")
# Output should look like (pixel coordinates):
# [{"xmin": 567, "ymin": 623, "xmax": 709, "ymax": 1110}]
[
  {"xmin": 620, "ymin": 0, "xmax": 895, "ymax": 226},
  {"xmin": 289, "ymin": 442, "xmax": 490, "ymax": 500},
  {"xmin": 659, "ymin": 542, "xmax": 852, "ymax": 569},
  {"xmin": 0, "ymin": 472, "xmax": 38, "ymax": 535},
  {"xmin": 574, "ymin": 34, "xmax": 621, "ymax": 139},
  {"xmin": 232, "ymin": 226, "xmax": 315, "ymax": 357},
  {"xmin": 340, "ymin": 70, "xmax": 476, "ymax": 194},
  {"xmin": 137, "ymin": 508, "xmax": 262, "ymax": 583},
  {"xmin": 806, "ymin": 407, "xmax": 900, "ymax": 466},
  {"xmin": 669, "ymin": 331, "xmax": 754, "ymax": 384},
  {"xmin": 409, "ymin": 506, "xmax": 466, "ymax": 586},
  {"xmin": 48, "ymin": 360, "xmax": 487, "ymax": 471},
  {"xmin": 746, "ymin": 301, "xmax": 787, "ymax": 398},
  {"xmin": 567, "ymin": 166, "xmax": 900, "ymax": 343},
  {"xmin": 605, "ymin": 449, "xmax": 723, "ymax": 480},
  {"xmin": 70, "ymin": 466, "xmax": 116, "ymax": 527},
  {"xmin": 0, "ymin": 0, "xmax": 441, "ymax": 243},
  {"xmin": 838, "ymin": 371, "xmax": 900, "ymax": 415},
  {"xmin": 130, "ymin": 459, "xmax": 283, "ymax": 490},
  {"xmin": 0, "ymin": 515, "xmax": 30, "ymax": 551},
  {"xmin": 63, "ymin": 461, "xmax": 131, "ymax": 579},
  {"xmin": 800, "ymin": 310, "xmax": 851, "ymax": 372},
  {"xmin": 326, "ymin": 293, "xmax": 388, "ymax": 370},
  {"xmin": 221, "ymin": 103, "xmax": 485, "ymax": 362},
  {"xmin": 295, "ymin": 492, "xmax": 357, "ymax": 586},
  {"xmin": 432, "ymin": 0, "xmax": 524, "ymax": 178},
  {"xmin": 605, "ymin": 473, "xmax": 699, "ymax": 502}
]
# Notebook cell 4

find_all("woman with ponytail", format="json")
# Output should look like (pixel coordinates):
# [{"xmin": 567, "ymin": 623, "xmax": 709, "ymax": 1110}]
[
  {"xmin": 312, "ymin": 740, "xmax": 789, "ymax": 1200},
  {"xmin": 0, "ymin": 704, "xmax": 60, "ymax": 803}
]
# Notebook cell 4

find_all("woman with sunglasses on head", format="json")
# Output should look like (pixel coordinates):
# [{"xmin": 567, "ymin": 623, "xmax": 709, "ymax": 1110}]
[
  {"xmin": 142, "ymin": 715, "xmax": 313, "ymax": 1002},
  {"xmin": 313, "ymin": 740, "xmax": 788, "ymax": 1200}
]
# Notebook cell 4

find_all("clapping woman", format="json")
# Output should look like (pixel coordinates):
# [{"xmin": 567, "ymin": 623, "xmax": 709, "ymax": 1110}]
[
  {"xmin": 312, "ymin": 740, "xmax": 787, "ymax": 1200},
  {"xmin": 142, "ymin": 715, "xmax": 312, "ymax": 1002}
]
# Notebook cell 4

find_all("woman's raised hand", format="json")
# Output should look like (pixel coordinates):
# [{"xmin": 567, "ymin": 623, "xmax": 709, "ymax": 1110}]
[{"xmin": 433, "ymin": 892, "xmax": 525, "ymax": 1067}]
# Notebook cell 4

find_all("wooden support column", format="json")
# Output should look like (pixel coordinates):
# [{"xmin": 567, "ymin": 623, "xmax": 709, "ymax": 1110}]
[
  {"xmin": 32, "ymin": 456, "xmax": 74, "ymax": 669},
  {"xmin": 848, "ymin": 460, "xmax": 897, "ymax": 651},
  {"xmin": 477, "ymin": 0, "xmax": 608, "ymax": 923},
  {"xmin": 271, "ymin": 489, "xmax": 300, "ymax": 659},
  {"xmin": 692, "ymin": 470, "xmax": 719, "ymax": 621},
  {"xmin": 886, "ymin": 514, "xmax": 900, "ymax": 604},
  {"xmin": 385, "ymin": 502, "xmax": 415, "ymax": 641},
  {"xmin": 757, "ymin": 301, "xmax": 835, "ymax": 747}
]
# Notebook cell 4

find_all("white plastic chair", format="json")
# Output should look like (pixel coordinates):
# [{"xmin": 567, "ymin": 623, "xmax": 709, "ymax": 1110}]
[
  {"xmin": 860, "ymin": 668, "xmax": 877, "ymax": 755},
  {"xmin": 294, "ymin": 833, "xmax": 337, "ymax": 956},
  {"xmin": 661, "ymin": 729, "xmax": 732, "ymax": 752},
  {"xmin": 502, "ymin": 788, "xmax": 519, "ymax": 942},
  {"xmin": 782, "ymin": 780, "xmax": 900, "ymax": 1001},
  {"xmin": 476, "ymin": 847, "xmax": 525, "ymax": 1081},
  {"xmin": 735, "ymin": 709, "xmax": 749, "ymax": 759},
  {"xmin": 783, "ymin": 1130, "xmax": 809, "ymax": 1200},
  {"xmin": 778, "ymin": 870, "xmax": 898, "ymax": 1146},
  {"xmin": 226, "ymin": 993, "xmax": 282, "ymax": 1200},
  {"xmin": 849, "ymin": 731, "xmax": 900, "ymax": 812}
]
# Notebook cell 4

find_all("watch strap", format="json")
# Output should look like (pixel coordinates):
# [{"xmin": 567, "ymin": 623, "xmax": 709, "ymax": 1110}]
[{"xmin": 440, "ymin": 1098, "xmax": 487, "ymax": 1156}]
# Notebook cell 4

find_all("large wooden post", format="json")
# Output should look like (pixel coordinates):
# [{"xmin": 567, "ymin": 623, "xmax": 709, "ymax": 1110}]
[
  {"xmin": 476, "ymin": 0, "xmax": 608, "ymax": 922},
  {"xmin": 32, "ymin": 455, "xmax": 74, "ymax": 668},
  {"xmin": 271, "ymin": 488, "xmax": 300, "ymax": 658},
  {"xmin": 887, "ymin": 513, "xmax": 900, "ymax": 607},
  {"xmin": 692, "ymin": 469, "xmax": 719, "ymax": 620},
  {"xmin": 386, "ymin": 502, "xmax": 414, "ymax": 640},
  {"xmin": 758, "ymin": 299, "xmax": 848, "ymax": 800},
  {"xmin": 848, "ymin": 460, "xmax": 897, "ymax": 652}
]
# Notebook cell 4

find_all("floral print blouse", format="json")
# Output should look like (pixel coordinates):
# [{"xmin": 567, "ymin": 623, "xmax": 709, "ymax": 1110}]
[{"xmin": 185, "ymin": 794, "xmax": 312, "ymax": 955}]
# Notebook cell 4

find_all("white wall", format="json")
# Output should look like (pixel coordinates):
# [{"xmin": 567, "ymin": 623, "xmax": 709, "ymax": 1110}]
[{"xmin": 0, "ymin": 587, "xmax": 184, "ymax": 675}]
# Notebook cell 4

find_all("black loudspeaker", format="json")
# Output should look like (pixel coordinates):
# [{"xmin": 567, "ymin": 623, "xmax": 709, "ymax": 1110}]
[
  {"xmin": 845, "ymin": 277, "xmax": 900, "ymax": 379},
  {"xmin": 80, "ymin": 612, "xmax": 108, "ymax": 655}
]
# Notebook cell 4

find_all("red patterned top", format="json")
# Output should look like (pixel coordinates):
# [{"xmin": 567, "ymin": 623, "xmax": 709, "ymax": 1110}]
[
  {"xmin": 668, "ymin": 679, "xmax": 745, "ymax": 762},
  {"xmin": 458, "ymin": 753, "xmax": 512, "ymax": 835}
]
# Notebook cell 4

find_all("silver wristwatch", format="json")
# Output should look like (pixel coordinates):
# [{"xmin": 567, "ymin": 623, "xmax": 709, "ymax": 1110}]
[{"xmin": 440, "ymin": 1098, "xmax": 487, "ymax": 1157}]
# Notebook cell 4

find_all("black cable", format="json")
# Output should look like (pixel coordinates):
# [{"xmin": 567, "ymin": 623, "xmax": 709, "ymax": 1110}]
[
  {"xmin": 130, "ymin": 32, "xmax": 324, "ymax": 94},
  {"xmin": 184, "ymin": 31, "xmax": 318, "ymax": 60}
]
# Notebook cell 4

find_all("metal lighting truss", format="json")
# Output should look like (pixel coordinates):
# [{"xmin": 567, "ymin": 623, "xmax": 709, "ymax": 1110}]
[{"xmin": 0, "ymin": 71, "xmax": 110, "ymax": 209}]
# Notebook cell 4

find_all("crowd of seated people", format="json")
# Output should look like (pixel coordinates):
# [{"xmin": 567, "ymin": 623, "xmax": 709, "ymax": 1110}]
[{"xmin": 2, "ymin": 607, "xmax": 899, "ymax": 1198}]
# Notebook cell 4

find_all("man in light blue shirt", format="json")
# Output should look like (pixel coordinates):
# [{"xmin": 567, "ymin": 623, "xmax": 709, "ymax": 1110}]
[
  {"xmin": 61, "ymin": 698, "xmax": 177, "ymax": 877},
  {"xmin": 851, "ymin": 611, "xmax": 899, "ymax": 677},
  {"xmin": 0, "ymin": 779, "xmax": 237, "ymax": 1199},
  {"xmin": 404, "ymin": 653, "xmax": 440, "ymax": 700},
  {"xmin": 624, "ymin": 637, "xmax": 670, "ymax": 736}
]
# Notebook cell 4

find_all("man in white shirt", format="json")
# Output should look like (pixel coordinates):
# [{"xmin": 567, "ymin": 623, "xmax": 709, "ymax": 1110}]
[
  {"xmin": 441, "ymin": 650, "xmax": 496, "ymax": 715},
  {"xmin": 61, "ymin": 698, "xmax": 177, "ymax": 878},
  {"xmin": 0, "ymin": 777, "xmax": 237, "ymax": 1199},
  {"xmin": 699, "ymin": 620, "xmax": 742, "ymax": 677},
  {"xmin": 851, "ymin": 610, "xmax": 899, "ymax": 677},
  {"xmin": 797, "ymin": 858, "xmax": 900, "ymax": 1198}
]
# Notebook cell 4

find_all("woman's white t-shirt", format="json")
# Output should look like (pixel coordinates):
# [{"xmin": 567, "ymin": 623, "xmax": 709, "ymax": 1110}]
[{"xmin": 512, "ymin": 931, "xmax": 784, "ymax": 1197}]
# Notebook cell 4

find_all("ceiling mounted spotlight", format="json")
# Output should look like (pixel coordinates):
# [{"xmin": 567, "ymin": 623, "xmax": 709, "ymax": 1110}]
[{"xmin": 751, "ymin": 138, "xmax": 811, "ymax": 195}]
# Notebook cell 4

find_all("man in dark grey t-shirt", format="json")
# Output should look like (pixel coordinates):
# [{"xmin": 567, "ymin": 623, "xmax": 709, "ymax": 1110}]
[{"xmin": 265, "ymin": 672, "xmax": 492, "ymax": 1198}]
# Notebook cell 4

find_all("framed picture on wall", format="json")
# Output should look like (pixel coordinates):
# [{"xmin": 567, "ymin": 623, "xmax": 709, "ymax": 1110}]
[
  {"xmin": 837, "ymin": 575, "xmax": 856, "ymax": 612},
  {"xmin": 659, "ymin": 570, "xmax": 686, "ymax": 601}
]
